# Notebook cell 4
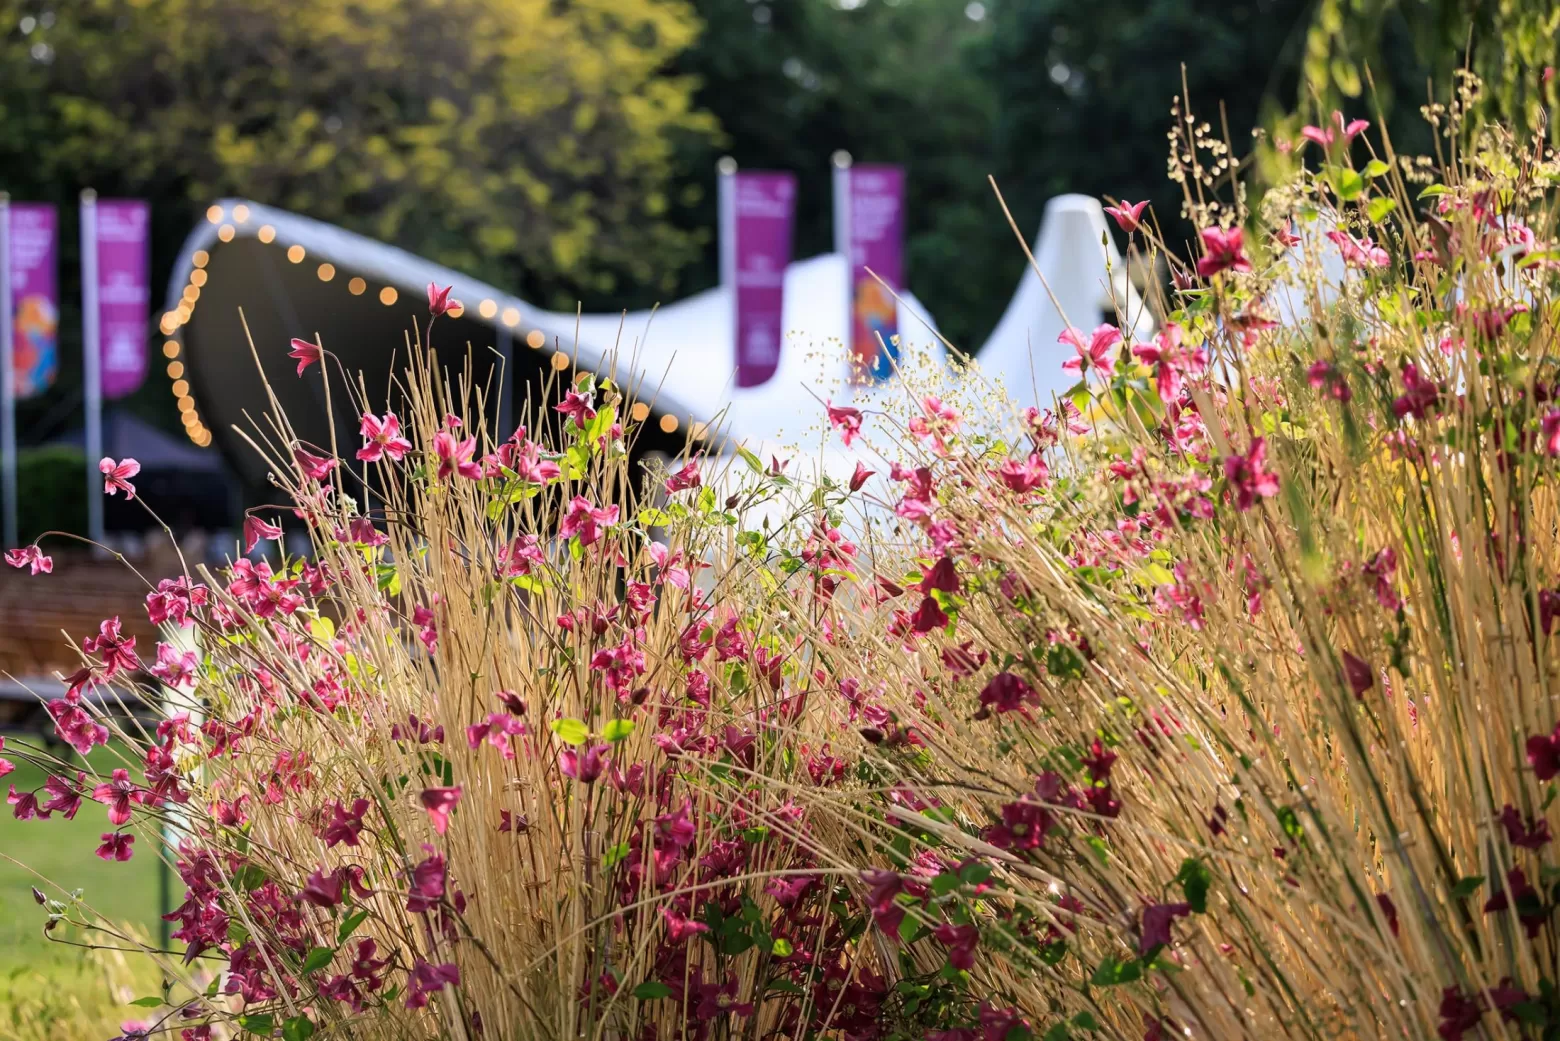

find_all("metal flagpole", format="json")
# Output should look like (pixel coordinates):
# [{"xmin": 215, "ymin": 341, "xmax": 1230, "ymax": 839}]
[
  {"xmin": 80, "ymin": 190, "xmax": 103, "ymax": 547},
  {"xmin": 832, "ymin": 151, "xmax": 853, "ymax": 367},
  {"xmin": 1, "ymin": 193, "xmax": 17, "ymax": 549},
  {"xmin": 717, "ymin": 156, "xmax": 737, "ymax": 379}
]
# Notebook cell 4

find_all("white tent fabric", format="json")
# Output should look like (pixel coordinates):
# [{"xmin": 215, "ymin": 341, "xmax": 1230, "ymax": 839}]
[{"xmin": 174, "ymin": 194, "xmax": 1154, "ymax": 455}]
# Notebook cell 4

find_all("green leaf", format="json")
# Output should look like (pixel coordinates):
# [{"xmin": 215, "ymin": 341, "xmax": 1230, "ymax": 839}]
[
  {"xmin": 1089, "ymin": 956, "xmax": 1142, "ymax": 986},
  {"xmin": 1417, "ymin": 183, "xmax": 1449, "ymax": 199},
  {"xmin": 1331, "ymin": 166, "xmax": 1364, "ymax": 201},
  {"xmin": 958, "ymin": 862, "xmax": 992, "ymax": 886},
  {"xmin": 301, "ymin": 946, "xmax": 335, "ymax": 974},
  {"xmin": 237, "ymin": 1013, "xmax": 274, "ymax": 1036},
  {"xmin": 1362, "ymin": 159, "xmax": 1390, "ymax": 178},
  {"xmin": 603, "ymin": 718, "xmax": 635, "ymax": 743},
  {"xmin": 1175, "ymin": 857, "xmax": 1212, "ymax": 914},
  {"xmin": 1043, "ymin": 1024, "xmax": 1070, "ymax": 1041},
  {"xmin": 337, "ymin": 909, "xmax": 370, "ymax": 945},
  {"xmin": 771, "ymin": 937, "xmax": 794, "ymax": 956},
  {"xmin": 1366, "ymin": 197, "xmax": 1397, "ymax": 223},
  {"xmin": 235, "ymin": 864, "xmax": 268, "ymax": 891},
  {"xmin": 1452, "ymin": 875, "xmax": 1486, "ymax": 899},
  {"xmin": 128, "ymin": 996, "xmax": 165, "ymax": 1008},
  {"xmin": 736, "ymin": 445, "xmax": 764, "ymax": 473},
  {"xmin": 281, "ymin": 1015, "xmax": 316, "ymax": 1041},
  {"xmin": 1072, "ymin": 1011, "xmax": 1101, "ymax": 1031},
  {"xmin": 637, "ymin": 507, "xmax": 667, "ymax": 527},
  {"xmin": 633, "ymin": 981, "xmax": 673, "ymax": 1000},
  {"xmin": 602, "ymin": 842, "xmax": 630, "ymax": 869},
  {"xmin": 931, "ymin": 872, "xmax": 961, "ymax": 897},
  {"xmin": 550, "ymin": 718, "xmax": 589, "ymax": 746}
]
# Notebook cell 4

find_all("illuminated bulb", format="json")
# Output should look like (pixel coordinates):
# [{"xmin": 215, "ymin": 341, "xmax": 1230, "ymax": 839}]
[
  {"xmin": 182, "ymin": 285, "xmax": 200, "ymax": 303},
  {"xmin": 232, "ymin": 204, "xmax": 250, "ymax": 222},
  {"xmin": 257, "ymin": 225, "xmax": 276, "ymax": 244},
  {"xmin": 172, "ymin": 379, "xmax": 190, "ymax": 397},
  {"xmin": 217, "ymin": 224, "xmax": 235, "ymax": 242},
  {"xmin": 175, "ymin": 305, "xmax": 191, "ymax": 322},
  {"xmin": 160, "ymin": 314, "xmax": 179, "ymax": 334},
  {"xmin": 447, "ymin": 302, "xmax": 464, "ymax": 318},
  {"xmin": 192, "ymin": 250, "xmax": 209, "ymax": 268},
  {"xmin": 166, "ymin": 361, "xmax": 184, "ymax": 379},
  {"xmin": 176, "ymin": 394, "xmax": 195, "ymax": 411},
  {"xmin": 659, "ymin": 414, "xmax": 679, "ymax": 434},
  {"xmin": 379, "ymin": 286, "xmax": 398, "ymax": 305},
  {"xmin": 287, "ymin": 245, "xmax": 305, "ymax": 263},
  {"xmin": 526, "ymin": 330, "xmax": 546, "ymax": 349},
  {"xmin": 478, "ymin": 299, "xmax": 497, "ymax": 319},
  {"xmin": 317, "ymin": 263, "xmax": 335, "ymax": 281},
  {"xmin": 689, "ymin": 422, "xmax": 709, "ymax": 440},
  {"xmin": 629, "ymin": 402, "xmax": 650, "ymax": 422},
  {"xmin": 162, "ymin": 340, "xmax": 180, "ymax": 358},
  {"xmin": 501, "ymin": 307, "xmax": 520, "ymax": 327},
  {"xmin": 348, "ymin": 277, "xmax": 366, "ymax": 295},
  {"xmin": 181, "ymin": 412, "xmax": 198, "ymax": 427},
  {"xmin": 550, "ymin": 352, "xmax": 570, "ymax": 372},
  {"xmin": 206, "ymin": 205, "xmax": 224, "ymax": 224},
  {"xmin": 190, "ymin": 269, "xmax": 208, "ymax": 287}
]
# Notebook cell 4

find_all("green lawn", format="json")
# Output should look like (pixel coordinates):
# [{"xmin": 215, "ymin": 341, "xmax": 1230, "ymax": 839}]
[{"xmin": 1, "ymin": 738, "xmax": 164, "ymax": 1041}]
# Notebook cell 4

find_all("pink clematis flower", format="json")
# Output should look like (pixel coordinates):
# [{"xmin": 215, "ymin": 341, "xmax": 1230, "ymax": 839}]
[
  {"xmin": 242, "ymin": 515, "xmax": 282, "ymax": 553},
  {"xmin": 826, "ymin": 402, "xmax": 864, "ymax": 447},
  {"xmin": 1196, "ymin": 227, "xmax": 1252, "ymax": 278},
  {"xmin": 321, "ymin": 798, "xmax": 371, "ymax": 848},
  {"xmin": 96, "ymin": 832, "xmax": 135, "ymax": 862},
  {"xmin": 0, "ymin": 736, "xmax": 11, "ymax": 778},
  {"xmin": 850, "ymin": 461, "xmax": 875, "ymax": 492},
  {"xmin": 432, "ymin": 430, "xmax": 481, "ymax": 481},
  {"xmin": 357, "ymin": 413, "xmax": 412, "ymax": 463},
  {"xmin": 1326, "ymin": 230, "xmax": 1389, "ymax": 269},
  {"xmin": 5, "ymin": 545, "xmax": 52, "ymax": 575},
  {"xmin": 293, "ymin": 446, "xmax": 337, "ymax": 481},
  {"xmin": 1223, "ymin": 437, "xmax": 1280, "ymax": 511},
  {"xmin": 665, "ymin": 458, "xmax": 702, "ymax": 493},
  {"xmin": 150, "ymin": 643, "xmax": 199, "ymax": 692},
  {"xmin": 1300, "ymin": 111, "xmax": 1370, "ymax": 150},
  {"xmin": 405, "ymin": 960, "xmax": 460, "ymax": 1010},
  {"xmin": 555, "ymin": 389, "xmax": 597, "ymax": 428},
  {"xmin": 84, "ymin": 616, "xmax": 138, "ymax": 679},
  {"xmin": 426, "ymin": 283, "xmax": 459, "ymax": 317},
  {"xmin": 1104, "ymin": 199, "xmax": 1149, "ymax": 233},
  {"xmin": 1543, "ymin": 410, "xmax": 1560, "ymax": 456},
  {"xmin": 559, "ymin": 743, "xmax": 608, "ymax": 784},
  {"xmin": 1140, "ymin": 902, "xmax": 1191, "ymax": 954},
  {"xmin": 99, "ymin": 457, "xmax": 140, "ymax": 499},
  {"xmin": 1132, "ymin": 322, "xmax": 1207, "ymax": 402},
  {"xmin": 287, "ymin": 337, "xmax": 322, "ymax": 376},
  {"xmin": 1059, "ymin": 324, "xmax": 1122, "ymax": 378},
  {"xmin": 420, "ymin": 786, "xmax": 461, "ymax": 835},
  {"xmin": 405, "ymin": 845, "xmax": 446, "ymax": 913},
  {"xmin": 558, "ymin": 496, "xmax": 618, "ymax": 548}
]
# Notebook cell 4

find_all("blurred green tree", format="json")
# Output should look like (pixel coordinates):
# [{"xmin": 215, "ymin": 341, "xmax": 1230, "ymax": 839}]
[
  {"xmin": 1303, "ymin": 0, "xmax": 1559, "ymax": 138},
  {"xmin": 0, "ymin": 0, "xmax": 718, "ymax": 311},
  {"xmin": 666, "ymin": 0, "xmax": 1000, "ymax": 353}
]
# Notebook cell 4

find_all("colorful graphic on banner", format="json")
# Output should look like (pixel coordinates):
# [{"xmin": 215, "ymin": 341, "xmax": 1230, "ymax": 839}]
[
  {"xmin": 95, "ymin": 199, "xmax": 150, "ymax": 399},
  {"xmin": 733, "ymin": 171, "xmax": 796, "ymax": 388},
  {"xmin": 8, "ymin": 204, "xmax": 58, "ymax": 398},
  {"xmin": 846, "ymin": 165, "xmax": 905, "ymax": 382}
]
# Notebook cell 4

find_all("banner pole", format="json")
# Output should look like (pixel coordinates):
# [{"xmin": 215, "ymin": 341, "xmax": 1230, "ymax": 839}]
[
  {"xmin": 832, "ymin": 151, "xmax": 852, "ymax": 374},
  {"xmin": 716, "ymin": 156, "xmax": 737, "ymax": 382},
  {"xmin": 81, "ymin": 190, "xmax": 103, "ymax": 548},
  {"xmin": 0, "ymin": 193, "xmax": 16, "ymax": 549}
]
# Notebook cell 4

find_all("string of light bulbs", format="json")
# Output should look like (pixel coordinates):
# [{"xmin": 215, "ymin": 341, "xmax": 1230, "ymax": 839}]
[{"xmin": 159, "ymin": 204, "xmax": 690, "ymax": 447}]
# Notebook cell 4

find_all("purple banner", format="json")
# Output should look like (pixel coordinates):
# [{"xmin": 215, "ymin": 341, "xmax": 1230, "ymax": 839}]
[
  {"xmin": 732, "ymin": 171, "xmax": 795, "ymax": 388},
  {"xmin": 94, "ymin": 199, "xmax": 151, "ymax": 399},
  {"xmin": 847, "ymin": 165, "xmax": 905, "ymax": 383},
  {"xmin": 8, "ymin": 204, "xmax": 58, "ymax": 398}
]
